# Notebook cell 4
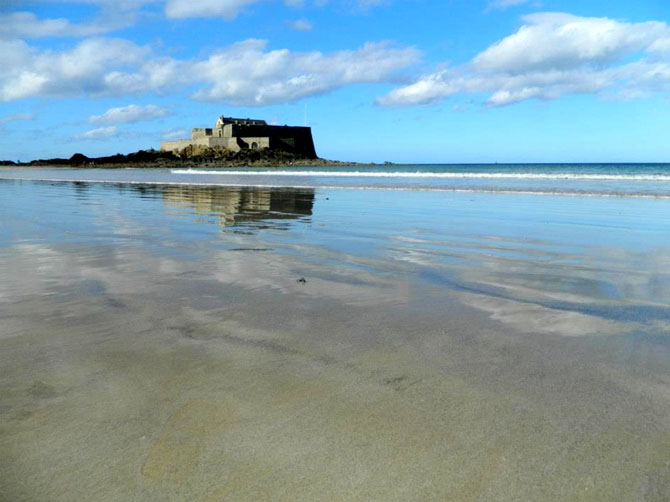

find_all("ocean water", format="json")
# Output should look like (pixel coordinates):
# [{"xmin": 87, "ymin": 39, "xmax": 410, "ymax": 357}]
[
  {"xmin": 1, "ymin": 165, "xmax": 670, "ymax": 501},
  {"xmin": 4, "ymin": 163, "xmax": 670, "ymax": 197}
]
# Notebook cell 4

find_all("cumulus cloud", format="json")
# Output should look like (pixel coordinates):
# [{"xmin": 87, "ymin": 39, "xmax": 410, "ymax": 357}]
[
  {"xmin": 378, "ymin": 13, "xmax": 670, "ymax": 107},
  {"xmin": 1, "ymin": 36, "xmax": 418, "ymax": 105},
  {"xmin": 0, "ymin": 38, "xmax": 148, "ymax": 101},
  {"xmin": 89, "ymin": 104, "xmax": 170, "ymax": 124},
  {"xmin": 186, "ymin": 40, "xmax": 419, "ymax": 104},
  {"xmin": 77, "ymin": 126, "xmax": 119, "ymax": 139},
  {"xmin": 473, "ymin": 13, "xmax": 667, "ymax": 73}
]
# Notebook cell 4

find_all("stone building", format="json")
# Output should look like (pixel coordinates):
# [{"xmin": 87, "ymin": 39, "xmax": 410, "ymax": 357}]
[{"xmin": 160, "ymin": 116, "xmax": 317, "ymax": 158}]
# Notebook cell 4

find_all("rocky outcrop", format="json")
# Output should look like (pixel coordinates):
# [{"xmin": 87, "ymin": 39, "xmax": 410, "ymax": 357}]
[{"xmin": 8, "ymin": 147, "xmax": 367, "ymax": 168}]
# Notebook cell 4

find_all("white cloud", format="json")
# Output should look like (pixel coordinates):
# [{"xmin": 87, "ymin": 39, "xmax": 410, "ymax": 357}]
[
  {"xmin": 473, "ymin": 13, "xmax": 667, "ymax": 73},
  {"xmin": 163, "ymin": 0, "xmax": 391, "ymax": 18},
  {"xmin": 0, "ymin": 11, "xmax": 131, "ymax": 39},
  {"xmin": 2, "ymin": 0, "xmax": 394, "ymax": 27},
  {"xmin": 0, "ymin": 36, "xmax": 418, "ymax": 106},
  {"xmin": 186, "ymin": 40, "xmax": 419, "ymax": 105},
  {"xmin": 378, "ymin": 13, "xmax": 670, "ymax": 107},
  {"xmin": 289, "ymin": 18, "xmax": 313, "ymax": 31},
  {"xmin": 77, "ymin": 126, "xmax": 119, "ymax": 139},
  {"xmin": 378, "ymin": 67, "xmax": 460, "ymax": 106},
  {"xmin": 89, "ymin": 104, "xmax": 170, "ymax": 124},
  {"xmin": 0, "ymin": 38, "xmax": 148, "ymax": 101},
  {"xmin": 164, "ymin": 0, "xmax": 263, "ymax": 19}
]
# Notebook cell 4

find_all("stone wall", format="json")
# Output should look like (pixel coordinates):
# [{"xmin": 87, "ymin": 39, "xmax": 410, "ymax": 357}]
[
  {"xmin": 230, "ymin": 125, "xmax": 316, "ymax": 157},
  {"xmin": 222, "ymin": 124, "xmax": 234, "ymax": 138},
  {"xmin": 238, "ymin": 137, "xmax": 270, "ymax": 150},
  {"xmin": 160, "ymin": 136, "xmax": 243, "ymax": 153},
  {"xmin": 192, "ymin": 128, "xmax": 213, "ymax": 139},
  {"xmin": 160, "ymin": 119, "xmax": 317, "ymax": 158},
  {"xmin": 160, "ymin": 139, "xmax": 195, "ymax": 152}
]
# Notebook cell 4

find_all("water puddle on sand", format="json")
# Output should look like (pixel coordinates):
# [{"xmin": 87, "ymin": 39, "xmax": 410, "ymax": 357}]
[{"xmin": 1, "ymin": 179, "xmax": 670, "ymax": 500}]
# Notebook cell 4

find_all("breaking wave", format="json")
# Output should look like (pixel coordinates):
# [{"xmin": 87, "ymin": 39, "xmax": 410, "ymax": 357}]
[{"xmin": 171, "ymin": 169, "xmax": 670, "ymax": 181}]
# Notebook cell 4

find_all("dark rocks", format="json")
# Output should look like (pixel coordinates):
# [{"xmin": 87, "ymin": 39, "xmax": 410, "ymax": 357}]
[{"xmin": 10, "ymin": 147, "xmax": 366, "ymax": 168}]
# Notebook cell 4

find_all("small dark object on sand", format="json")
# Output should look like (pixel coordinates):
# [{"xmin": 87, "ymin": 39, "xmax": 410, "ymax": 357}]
[{"xmin": 297, "ymin": 277, "xmax": 307, "ymax": 284}]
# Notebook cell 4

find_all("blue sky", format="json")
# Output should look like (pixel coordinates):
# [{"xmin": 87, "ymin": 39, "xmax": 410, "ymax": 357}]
[{"xmin": 1, "ymin": 0, "xmax": 670, "ymax": 163}]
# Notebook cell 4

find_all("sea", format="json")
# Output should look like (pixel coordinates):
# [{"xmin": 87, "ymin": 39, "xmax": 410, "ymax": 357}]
[
  {"xmin": 3, "ymin": 162, "xmax": 670, "ymax": 197},
  {"xmin": 1, "ymin": 163, "xmax": 670, "ymax": 500}
]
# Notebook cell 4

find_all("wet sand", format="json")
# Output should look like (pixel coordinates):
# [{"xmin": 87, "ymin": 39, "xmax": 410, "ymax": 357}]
[{"xmin": 1, "ymin": 180, "xmax": 669, "ymax": 501}]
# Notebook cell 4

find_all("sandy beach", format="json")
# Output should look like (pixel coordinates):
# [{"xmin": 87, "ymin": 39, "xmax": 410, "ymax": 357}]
[
  {"xmin": 5, "ymin": 0, "xmax": 670, "ymax": 497},
  {"xmin": 1, "ymin": 174, "xmax": 670, "ymax": 501}
]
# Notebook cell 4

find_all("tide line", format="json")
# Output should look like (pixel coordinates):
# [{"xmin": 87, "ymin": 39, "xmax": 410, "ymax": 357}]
[
  {"xmin": 3, "ymin": 176, "xmax": 670, "ymax": 199},
  {"xmin": 171, "ymin": 169, "xmax": 670, "ymax": 181}
]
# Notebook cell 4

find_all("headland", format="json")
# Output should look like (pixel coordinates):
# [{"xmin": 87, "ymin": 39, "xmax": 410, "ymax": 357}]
[
  {"xmin": 3, "ymin": 147, "xmax": 372, "ymax": 168},
  {"xmin": 3, "ymin": 115, "xmax": 383, "ymax": 168}
]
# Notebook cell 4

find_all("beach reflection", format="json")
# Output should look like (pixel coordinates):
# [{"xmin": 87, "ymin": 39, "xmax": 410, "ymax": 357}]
[
  {"xmin": 2, "ymin": 179, "xmax": 670, "ymax": 501},
  {"xmin": 160, "ymin": 185, "xmax": 314, "ymax": 228}
]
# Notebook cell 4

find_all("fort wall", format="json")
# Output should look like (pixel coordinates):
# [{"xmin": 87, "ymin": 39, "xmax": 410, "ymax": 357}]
[
  {"xmin": 238, "ymin": 137, "xmax": 270, "ymax": 150},
  {"xmin": 160, "ymin": 139, "xmax": 195, "ymax": 151},
  {"xmin": 192, "ymin": 128, "xmax": 213, "ymax": 139},
  {"xmin": 160, "ymin": 116, "xmax": 317, "ymax": 158},
  {"xmin": 160, "ymin": 137, "xmax": 240, "ymax": 152}
]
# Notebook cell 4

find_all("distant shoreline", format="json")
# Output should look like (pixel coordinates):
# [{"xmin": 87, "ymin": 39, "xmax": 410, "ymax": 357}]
[{"xmin": 0, "ymin": 147, "xmax": 390, "ymax": 169}]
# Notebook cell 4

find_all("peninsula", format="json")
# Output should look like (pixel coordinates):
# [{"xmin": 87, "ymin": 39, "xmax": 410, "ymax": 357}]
[{"xmin": 3, "ymin": 115, "xmax": 378, "ymax": 168}]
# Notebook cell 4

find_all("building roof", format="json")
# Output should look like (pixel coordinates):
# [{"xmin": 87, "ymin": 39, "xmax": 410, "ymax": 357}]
[{"xmin": 217, "ymin": 116, "xmax": 267, "ymax": 127}]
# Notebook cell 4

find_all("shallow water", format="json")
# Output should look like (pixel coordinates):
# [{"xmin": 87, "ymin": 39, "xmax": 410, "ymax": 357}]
[
  {"xmin": 1, "ymin": 175, "xmax": 669, "ymax": 501},
  {"xmin": 5, "ymin": 163, "xmax": 670, "ymax": 197}
]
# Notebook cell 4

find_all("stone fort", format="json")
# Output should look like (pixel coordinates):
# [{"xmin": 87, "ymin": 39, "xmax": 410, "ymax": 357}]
[{"xmin": 160, "ymin": 116, "xmax": 317, "ymax": 158}]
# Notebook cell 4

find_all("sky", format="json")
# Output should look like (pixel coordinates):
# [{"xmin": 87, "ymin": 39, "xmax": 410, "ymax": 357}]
[{"xmin": 1, "ymin": 0, "xmax": 670, "ymax": 163}]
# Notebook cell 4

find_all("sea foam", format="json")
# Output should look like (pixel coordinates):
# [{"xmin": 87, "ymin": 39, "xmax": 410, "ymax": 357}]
[{"xmin": 171, "ymin": 169, "xmax": 670, "ymax": 181}]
